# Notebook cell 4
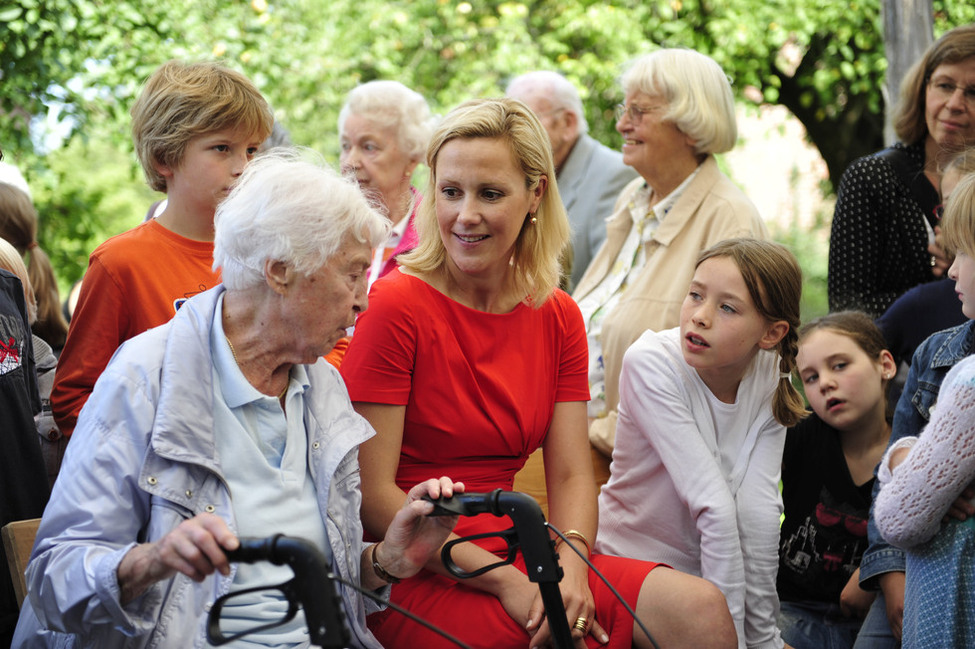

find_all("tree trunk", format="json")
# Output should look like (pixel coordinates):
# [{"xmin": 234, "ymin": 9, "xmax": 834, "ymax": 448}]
[
  {"xmin": 882, "ymin": 0, "xmax": 934, "ymax": 144},
  {"xmin": 773, "ymin": 35, "xmax": 886, "ymax": 193}
]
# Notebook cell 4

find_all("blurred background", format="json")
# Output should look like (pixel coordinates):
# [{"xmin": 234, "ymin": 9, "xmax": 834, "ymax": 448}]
[{"xmin": 2, "ymin": 0, "xmax": 973, "ymax": 322}]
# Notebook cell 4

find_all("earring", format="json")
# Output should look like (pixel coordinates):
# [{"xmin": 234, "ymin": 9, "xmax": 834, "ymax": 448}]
[{"xmin": 529, "ymin": 212, "xmax": 537, "ymax": 225}]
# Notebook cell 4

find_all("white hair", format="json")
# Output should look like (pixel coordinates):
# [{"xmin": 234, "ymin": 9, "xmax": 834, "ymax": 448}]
[
  {"xmin": 337, "ymin": 80, "xmax": 437, "ymax": 161},
  {"xmin": 214, "ymin": 148, "xmax": 390, "ymax": 290},
  {"xmin": 505, "ymin": 70, "xmax": 589, "ymax": 134},
  {"xmin": 621, "ymin": 49, "xmax": 737, "ymax": 155}
]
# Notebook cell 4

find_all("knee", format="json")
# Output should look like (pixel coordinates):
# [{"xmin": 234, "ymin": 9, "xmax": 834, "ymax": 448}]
[
  {"xmin": 639, "ymin": 571, "xmax": 736, "ymax": 649},
  {"xmin": 687, "ymin": 580, "xmax": 736, "ymax": 649}
]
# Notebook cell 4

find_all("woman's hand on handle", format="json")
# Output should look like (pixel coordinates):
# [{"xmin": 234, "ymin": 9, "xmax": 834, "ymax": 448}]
[
  {"xmin": 377, "ymin": 477, "xmax": 466, "ymax": 581},
  {"xmin": 534, "ymin": 400, "xmax": 606, "ymax": 645}
]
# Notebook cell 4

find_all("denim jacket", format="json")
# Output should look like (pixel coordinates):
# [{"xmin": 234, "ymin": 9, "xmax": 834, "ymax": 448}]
[
  {"xmin": 13, "ymin": 286, "xmax": 385, "ymax": 648},
  {"xmin": 859, "ymin": 319, "xmax": 975, "ymax": 588}
]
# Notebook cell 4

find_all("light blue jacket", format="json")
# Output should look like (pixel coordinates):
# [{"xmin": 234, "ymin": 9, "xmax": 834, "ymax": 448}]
[{"xmin": 13, "ymin": 285, "xmax": 385, "ymax": 648}]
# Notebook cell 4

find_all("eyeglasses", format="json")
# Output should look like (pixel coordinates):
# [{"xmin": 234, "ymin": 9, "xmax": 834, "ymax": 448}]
[
  {"xmin": 927, "ymin": 79, "xmax": 975, "ymax": 107},
  {"xmin": 615, "ymin": 102, "xmax": 664, "ymax": 124}
]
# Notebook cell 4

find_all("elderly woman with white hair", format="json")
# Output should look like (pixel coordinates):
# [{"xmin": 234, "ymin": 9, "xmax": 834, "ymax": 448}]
[
  {"xmin": 339, "ymin": 80, "xmax": 436, "ymax": 288},
  {"xmin": 574, "ymin": 49, "xmax": 768, "ymax": 465},
  {"xmin": 12, "ymin": 151, "xmax": 463, "ymax": 649}
]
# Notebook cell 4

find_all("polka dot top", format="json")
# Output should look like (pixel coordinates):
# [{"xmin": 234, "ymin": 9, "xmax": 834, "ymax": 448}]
[{"xmin": 827, "ymin": 142, "xmax": 940, "ymax": 318}]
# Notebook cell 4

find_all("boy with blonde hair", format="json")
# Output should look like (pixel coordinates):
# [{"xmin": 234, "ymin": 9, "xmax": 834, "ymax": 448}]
[{"xmin": 52, "ymin": 60, "xmax": 273, "ymax": 436}]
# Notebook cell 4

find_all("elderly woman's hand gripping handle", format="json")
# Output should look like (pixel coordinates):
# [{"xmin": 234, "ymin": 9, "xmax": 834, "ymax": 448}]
[
  {"xmin": 116, "ymin": 513, "xmax": 241, "ymax": 606},
  {"xmin": 362, "ymin": 477, "xmax": 466, "ymax": 590}
]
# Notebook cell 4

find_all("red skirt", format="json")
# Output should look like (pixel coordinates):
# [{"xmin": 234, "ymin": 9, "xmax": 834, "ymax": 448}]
[{"xmin": 368, "ymin": 553, "xmax": 662, "ymax": 649}]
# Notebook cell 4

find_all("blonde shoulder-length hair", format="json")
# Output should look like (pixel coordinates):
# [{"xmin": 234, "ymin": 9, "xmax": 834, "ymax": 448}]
[{"xmin": 398, "ymin": 97, "xmax": 570, "ymax": 307}]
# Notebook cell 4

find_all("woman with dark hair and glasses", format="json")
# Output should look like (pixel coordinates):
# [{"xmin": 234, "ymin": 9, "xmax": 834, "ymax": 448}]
[{"xmin": 828, "ymin": 24, "xmax": 975, "ymax": 320}]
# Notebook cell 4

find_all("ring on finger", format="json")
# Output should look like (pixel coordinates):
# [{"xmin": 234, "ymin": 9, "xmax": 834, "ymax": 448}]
[{"xmin": 573, "ymin": 616, "xmax": 589, "ymax": 633}]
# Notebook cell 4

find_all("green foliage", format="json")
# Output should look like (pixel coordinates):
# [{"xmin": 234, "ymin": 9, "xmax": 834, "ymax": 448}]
[
  {"xmin": 1, "ymin": 0, "xmax": 971, "ymax": 292},
  {"xmin": 31, "ymin": 130, "xmax": 156, "ymax": 291},
  {"xmin": 769, "ymin": 208, "xmax": 832, "ymax": 326},
  {"xmin": 1, "ymin": 0, "xmax": 176, "ymax": 159}
]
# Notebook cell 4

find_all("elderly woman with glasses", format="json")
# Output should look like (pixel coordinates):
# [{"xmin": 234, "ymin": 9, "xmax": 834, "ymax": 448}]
[
  {"xmin": 572, "ymin": 49, "xmax": 766, "ymax": 467},
  {"xmin": 13, "ymin": 151, "xmax": 463, "ymax": 649},
  {"xmin": 828, "ymin": 24, "xmax": 975, "ymax": 319}
]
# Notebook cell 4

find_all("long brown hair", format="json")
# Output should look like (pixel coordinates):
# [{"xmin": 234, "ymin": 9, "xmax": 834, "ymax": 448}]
[
  {"xmin": 696, "ymin": 238, "xmax": 806, "ymax": 427},
  {"xmin": 0, "ymin": 183, "xmax": 68, "ymax": 349}
]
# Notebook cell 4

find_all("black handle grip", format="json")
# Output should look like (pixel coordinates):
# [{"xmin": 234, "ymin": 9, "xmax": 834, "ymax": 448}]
[
  {"xmin": 224, "ymin": 536, "xmax": 279, "ymax": 564},
  {"xmin": 208, "ymin": 534, "xmax": 350, "ymax": 648},
  {"xmin": 423, "ymin": 490, "xmax": 498, "ymax": 517},
  {"xmin": 423, "ymin": 489, "xmax": 571, "ymax": 647}
]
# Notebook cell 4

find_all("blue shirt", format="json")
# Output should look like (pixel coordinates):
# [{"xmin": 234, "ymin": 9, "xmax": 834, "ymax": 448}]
[{"xmin": 210, "ymin": 294, "xmax": 329, "ymax": 647}]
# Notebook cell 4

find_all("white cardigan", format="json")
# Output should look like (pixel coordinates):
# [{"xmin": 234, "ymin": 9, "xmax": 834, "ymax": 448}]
[
  {"xmin": 875, "ymin": 355, "xmax": 975, "ymax": 548},
  {"xmin": 596, "ymin": 327, "xmax": 785, "ymax": 649}
]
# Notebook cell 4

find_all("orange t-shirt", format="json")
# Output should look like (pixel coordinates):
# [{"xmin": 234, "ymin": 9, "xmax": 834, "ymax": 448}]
[
  {"xmin": 52, "ymin": 219, "xmax": 219, "ymax": 435},
  {"xmin": 324, "ymin": 336, "xmax": 349, "ymax": 369}
]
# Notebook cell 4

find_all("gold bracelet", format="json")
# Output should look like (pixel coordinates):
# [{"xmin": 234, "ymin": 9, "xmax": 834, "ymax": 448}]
[
  {"xmin": 556, "ymin": 529, "xmax": 592, "ymax": 557},
  {"xmin": 370, "ymin": 541, "xmax": 402, "ymax": 584}
]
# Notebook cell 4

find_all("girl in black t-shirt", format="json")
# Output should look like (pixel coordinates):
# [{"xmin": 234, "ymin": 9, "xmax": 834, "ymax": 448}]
[{"xmin": 780, "ymin": 311, "xmax": 896, "ymax": 649}]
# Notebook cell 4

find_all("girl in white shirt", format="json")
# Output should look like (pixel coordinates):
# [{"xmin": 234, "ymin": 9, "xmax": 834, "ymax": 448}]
[{"xmin": 597, "ymin": 237, "xmax": 806, "ymax": 649}]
